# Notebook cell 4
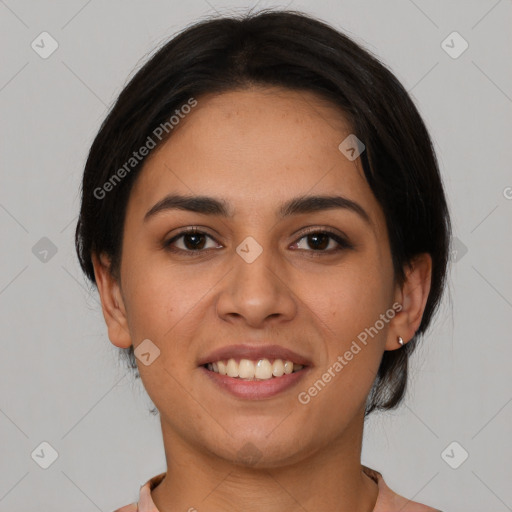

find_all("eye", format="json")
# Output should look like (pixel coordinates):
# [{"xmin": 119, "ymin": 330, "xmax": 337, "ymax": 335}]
[
  {"xmin": 163, "ymin": 227, "xmax": 220, "ymax": 255},
  {"xmin": 163, "ymin": 227, "xmax": 353, "ymax": 256},
  {"xmin": 291, "ymin": 229, "xmax": 353, "ymax": 255}
]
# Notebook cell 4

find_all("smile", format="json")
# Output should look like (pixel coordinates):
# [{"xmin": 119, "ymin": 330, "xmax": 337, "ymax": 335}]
[{"xmin": 204, "ymin": 358, "xmax": 305, "ymax": 380}]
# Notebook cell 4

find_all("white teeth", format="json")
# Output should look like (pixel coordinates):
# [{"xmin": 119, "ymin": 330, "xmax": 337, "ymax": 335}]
[
  {"xmin": 217, "ymin": 360, "xmax": 227, "ymax": 375},
  {"xmin": 206, "ymin": 358, "xmax": 305, "ymax": 380},
  {"xmin": 272, "ymin": 359, "xmax": 284, "ymax": 377},
  {"xmin": 254, "ymin": 359, "xmax": 273, "ymax": 379},
  {"xmin": 238, "ymin": 359, "xmax": 255, "ymax": 379},
  {"xmin": 226, "ymin": 358, "xmax": 238, "ymax": 378}
]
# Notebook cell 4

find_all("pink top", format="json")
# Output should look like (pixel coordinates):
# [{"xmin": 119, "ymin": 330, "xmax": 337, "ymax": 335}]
[{"xmin": 113, "ymin": 465, "xmax": 443, "ymax": 511}]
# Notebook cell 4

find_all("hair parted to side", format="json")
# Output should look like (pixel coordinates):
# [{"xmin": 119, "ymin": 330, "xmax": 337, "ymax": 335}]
[{"xmin": 75, "ymin": 9, "xmax": 451, "ymax": 417}]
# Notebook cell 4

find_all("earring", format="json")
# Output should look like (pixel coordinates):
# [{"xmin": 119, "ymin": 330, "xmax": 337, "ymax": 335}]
[{"xmin": 397, "ymin": 336, "xmax": 404, "ymax": 346}]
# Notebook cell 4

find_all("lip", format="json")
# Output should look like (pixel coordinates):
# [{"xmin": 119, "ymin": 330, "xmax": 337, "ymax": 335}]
[
  {"xmin": 199, "ymin": 365, "xmax": 311, "ymax": 400},
  {"xmin": 197, "ymin": 344, "xmax": 313, "ymax": 367}
]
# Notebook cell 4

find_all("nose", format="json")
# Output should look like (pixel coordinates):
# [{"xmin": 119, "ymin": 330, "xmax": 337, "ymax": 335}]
[{"xmin": 215, "ymin": 238, "xmax": 298, "ymax": 328}]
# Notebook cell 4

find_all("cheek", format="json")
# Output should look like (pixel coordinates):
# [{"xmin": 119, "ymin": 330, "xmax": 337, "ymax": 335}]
[
  {"xmin": 120, "ymin": 263, "xmax": 209, "ymax": 417},
  {"xmin": 121, "ymin": 259, "xmax": 213, "ymax": 343},
  {"xmin": 302, "ymin": 259, "xmax": 389, "ymax": 337},
  {"xmin": 299, "ymin": 259, "xmax": 391, "ymax": 402},
  {"xmin": 303, "ymin": 285, "xmax": 388, "ymax": 419}
]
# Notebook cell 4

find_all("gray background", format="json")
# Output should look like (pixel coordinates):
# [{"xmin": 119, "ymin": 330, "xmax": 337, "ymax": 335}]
[{"xmin": 1, "ymin": 0, "xmax": 511, "ymax": 510}]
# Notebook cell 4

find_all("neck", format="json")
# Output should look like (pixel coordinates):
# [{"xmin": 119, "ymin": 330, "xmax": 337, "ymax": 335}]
[{"xmin": 151, "ymin": 410, "xmax": 378, "ymax": 512}]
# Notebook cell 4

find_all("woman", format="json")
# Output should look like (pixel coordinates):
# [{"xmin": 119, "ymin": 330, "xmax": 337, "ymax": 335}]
[{"xmin": 75, "ymin": 9, "xmax": 450, "ymax": 512}]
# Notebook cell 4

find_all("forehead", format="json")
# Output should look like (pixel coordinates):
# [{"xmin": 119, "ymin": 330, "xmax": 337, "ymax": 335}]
[{"xmin": 126, "ymin": 87, "xmax": 384, "ymax": 229}]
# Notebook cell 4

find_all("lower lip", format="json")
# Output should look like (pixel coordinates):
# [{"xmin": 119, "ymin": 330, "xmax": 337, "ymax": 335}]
[{"xmin": 199, "ymin": 366, "xmax": 310, "ymax": 400}]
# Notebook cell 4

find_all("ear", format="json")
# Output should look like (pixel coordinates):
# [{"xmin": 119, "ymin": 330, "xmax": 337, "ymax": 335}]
[
  {"xmin": 91, "ymin": 252, "xmax": 132, "ymax": 349},
  {"xmin": 385, "ymin": 253, "xmax": 432, "ymax": 351}
]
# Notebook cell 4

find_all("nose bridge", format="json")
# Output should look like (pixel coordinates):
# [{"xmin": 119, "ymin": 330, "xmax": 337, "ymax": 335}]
[
  {"xmin": 215, "ymin": 231, "xmax": 296, "ymax": 324},
  {"xmin": 233, "ymin": 233, "xmax": 279, "ymax": 291}
]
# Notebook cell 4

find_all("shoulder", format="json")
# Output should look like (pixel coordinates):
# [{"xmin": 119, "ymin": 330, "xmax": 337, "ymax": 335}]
[
  {"xmin": 112, "ymin": 472, "xmax": 166, "ymax": 512},
  {"xmin": 112, "ymin": 504, "xmax": 138, "ymax": 512},
  {"xmin": 362, "ymin": 465, "xmax": 444, "ymax": 512}
]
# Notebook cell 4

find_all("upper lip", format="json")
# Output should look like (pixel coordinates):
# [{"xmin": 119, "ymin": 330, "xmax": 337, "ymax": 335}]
[{"xmin": 198, "ymin": 344, "xmax": 312, "ymax": 367}]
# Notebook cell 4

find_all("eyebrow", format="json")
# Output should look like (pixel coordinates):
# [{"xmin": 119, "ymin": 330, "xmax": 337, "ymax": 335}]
[{"xmin": 143, "ymin": 193, "xmax": 372, "ymax": 225}]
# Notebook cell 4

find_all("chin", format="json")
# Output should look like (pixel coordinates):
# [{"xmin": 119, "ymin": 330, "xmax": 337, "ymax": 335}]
[{"xmin": 204, "ymin": 425, "xmax": 317, "ymax": 469}]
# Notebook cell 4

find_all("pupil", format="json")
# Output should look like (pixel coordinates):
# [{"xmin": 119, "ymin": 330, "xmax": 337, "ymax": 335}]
[
  {"xmin": 185, "ymin": 233, "xmax": 205, "ymax": 250},
  {"xmin": 309, "ymin": 233, "xmax": 328, "ymax": 250}
]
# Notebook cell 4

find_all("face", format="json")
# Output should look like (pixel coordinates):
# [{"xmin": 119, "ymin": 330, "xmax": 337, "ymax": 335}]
[{"xmin": 93, "ymin": 86, "xmax": 430, "ymax": 468}]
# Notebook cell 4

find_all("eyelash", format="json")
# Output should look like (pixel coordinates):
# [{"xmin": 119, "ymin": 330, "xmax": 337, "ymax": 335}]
[{"xmin": 163, "ymin": 226, "xmax": 354, "ymax": 257}]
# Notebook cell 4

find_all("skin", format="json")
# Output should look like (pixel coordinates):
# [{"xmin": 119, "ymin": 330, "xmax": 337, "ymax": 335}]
[{"xmin": 92, "ymin": 86, "xmax": 432, "ymax": 512}]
